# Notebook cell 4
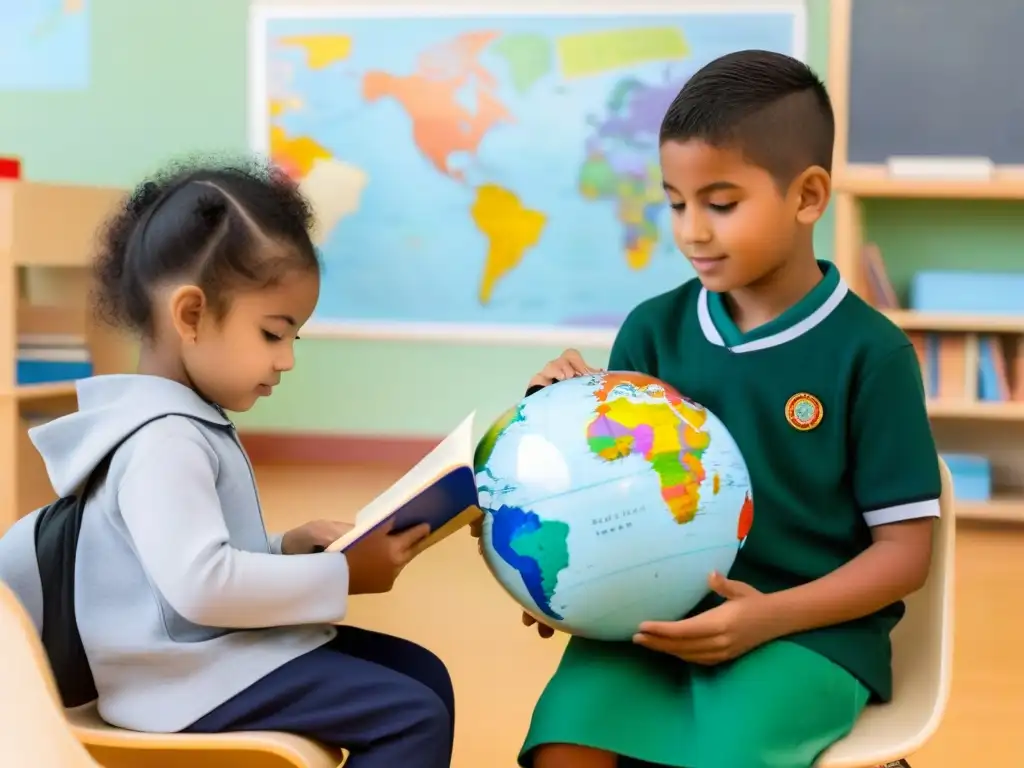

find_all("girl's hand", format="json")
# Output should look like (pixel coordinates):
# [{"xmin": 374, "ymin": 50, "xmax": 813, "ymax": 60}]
[
  {"xmin": 633, "ymin": 572, "xmax": 777, "ymax": 665},
  {"xmin": 528, "ymin": 348, "xmax": 602, "ymax": 390},
  {"xmin": 281, "ymin": 519, "xmax": 354, "ymax": 555},
  {"xmin": 345, "ymin": 520, "xmax": 431, "ymax": 595}
]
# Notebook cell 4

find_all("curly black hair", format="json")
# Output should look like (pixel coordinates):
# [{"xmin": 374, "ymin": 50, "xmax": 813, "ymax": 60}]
[{"xmin": 92, "ymin": 155, "xmax": 320, "ymax": 337}]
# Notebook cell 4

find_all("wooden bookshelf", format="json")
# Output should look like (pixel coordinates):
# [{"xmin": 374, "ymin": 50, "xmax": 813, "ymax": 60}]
[
  {"xmin": 957, "ymin": 497, "xmax": 1024, "ymax": 524},
  {"xmin": 834, "ymin": 164, "xmax": 1024, "ymax": 200},
  {"xmin": 828, "ymin": 0, "xmax": 1024, "ymax": 523},
  {"xmin": 883, "ymin": 311, "xmax": 1024, "ymax": 335},
  {"xmin": 927, "ymin": 400, "xmax": 1024, "ymax": 421},
  {"xmin": 0, "ymin": 179, "xmax": 130, "ymax": 533}
]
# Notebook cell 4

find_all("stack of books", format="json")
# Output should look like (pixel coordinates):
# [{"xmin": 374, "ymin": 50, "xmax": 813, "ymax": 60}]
[{"xmin": 16, "ymin": 332, "xmax": 93, "ymax": 386}]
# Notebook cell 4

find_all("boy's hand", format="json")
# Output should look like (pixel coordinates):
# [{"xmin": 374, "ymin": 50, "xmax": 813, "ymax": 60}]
[
  {"xmin": 281, "ymin": 519, "xmax": 355, "ymax": 555},
  {"xmin": 345, "ymin": 520, "xmax": 431, "ymax": 595},
  {"xmin": 469, "ymin": 514, "xmax": 484, "ymax": 554},
  {"xmin": 529, "ymin": 348, "xmax": 602, "ymax": 389},
  {"xmin": 522, "ymin": 611, "xmax": 555, "ymax": 638},
  {"xmin": 632, "ymin": 572, "xmax": 776, "ymax": 665},
  {"xmin": 470, "ymin": 517, "xmax": 555, "ymax": 638}
]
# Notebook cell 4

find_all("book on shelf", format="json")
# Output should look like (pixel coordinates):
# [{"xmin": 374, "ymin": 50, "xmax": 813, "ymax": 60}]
[
  {"xmin": 16, "ymin": 332, "xmax": 93, "ymax": 386},
  {"xmin": 979, "ymin": 335, "xmax": 1011, "ymax": 402},
  {"xmin": 325, "ymin": 412, "xmax": 482, "ymax": 556},
  {"xmin": 861, "ymin": 243, "xmax": 900, "ymax": 310},
  {"xmin": 909, "ymin": 331, "xmax": 1015, "ymax": 403},
  {"xmin": 1013, "ymin": 336, "xmax": 1024, "ymax": 402}
]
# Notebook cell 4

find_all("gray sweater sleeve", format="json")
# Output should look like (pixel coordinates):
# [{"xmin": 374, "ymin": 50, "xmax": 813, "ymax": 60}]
[{"xmin": 116, "ymin": 424, "xmax": 349, "ymax": 628}]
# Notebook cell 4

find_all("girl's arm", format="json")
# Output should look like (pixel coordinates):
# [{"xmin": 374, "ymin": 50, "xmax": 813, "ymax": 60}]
[{"xmin": 117, "ymin": 422, "xmax": 350, "ymax": 628}]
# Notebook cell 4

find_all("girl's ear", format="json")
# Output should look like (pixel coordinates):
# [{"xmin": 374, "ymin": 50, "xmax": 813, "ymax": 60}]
[{"xmin": 167, "ymin": 284, "xmax": 207, "ymax": 343}]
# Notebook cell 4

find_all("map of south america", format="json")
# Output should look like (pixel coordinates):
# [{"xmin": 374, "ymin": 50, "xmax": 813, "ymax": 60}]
[
  {"xmin": 488, "ymin": 504, "xmax": 570, "ymax": 620},
  {"xmin": 475, "ymin": 402, "xmax": 570, "ymax": 621}
]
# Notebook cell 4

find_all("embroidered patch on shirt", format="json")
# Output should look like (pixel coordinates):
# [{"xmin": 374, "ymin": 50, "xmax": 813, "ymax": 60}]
[{"xmin": 785, "ymin": 392, "xmax": 824, "ymax": 431}]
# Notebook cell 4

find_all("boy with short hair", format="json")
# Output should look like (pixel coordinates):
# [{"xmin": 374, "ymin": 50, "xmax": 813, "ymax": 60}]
[{"xmin": 513, "ymin": 49, "xmax": 940, "ymax": 768}]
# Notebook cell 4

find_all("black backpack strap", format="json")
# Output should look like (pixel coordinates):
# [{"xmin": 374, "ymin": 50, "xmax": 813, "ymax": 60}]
[{"xmin": 33, "ymin": 412, "xmax": 196, "ymax": 707}]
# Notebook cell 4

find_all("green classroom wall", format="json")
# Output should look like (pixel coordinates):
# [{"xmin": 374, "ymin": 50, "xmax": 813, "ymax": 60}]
[{"xmin": 2, "ymin": 1, "xmax": 1019, "ymax": 437}]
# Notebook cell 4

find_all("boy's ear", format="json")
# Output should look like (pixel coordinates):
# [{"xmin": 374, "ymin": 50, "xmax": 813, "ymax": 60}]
[
  {"xmin": 792, "ymin": 165, "xmax": 831, "ymax": 225},
  {"xmin": 168, "ymin": 284, "xmax": 208, "ymax": 343}
]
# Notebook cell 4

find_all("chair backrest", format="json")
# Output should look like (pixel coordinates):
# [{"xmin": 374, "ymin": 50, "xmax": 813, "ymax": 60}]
[
  {"xmin": 888, "ymin": 457, "xmax": 956, "ymax": 743},
  {"xmin": 0, "ymin": 580, "xmax": 102, "ymax": 767}
]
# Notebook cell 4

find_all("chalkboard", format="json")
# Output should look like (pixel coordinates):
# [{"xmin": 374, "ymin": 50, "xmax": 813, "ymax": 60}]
[{"xmin": 848, "ymin": 0, "xmax": 1024, "ymax": 165}]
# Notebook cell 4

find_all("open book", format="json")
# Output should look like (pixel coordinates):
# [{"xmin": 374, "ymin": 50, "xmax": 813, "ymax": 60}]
[{"xmin": 326, "ymin": 412, "xmax": 483, "ymax": 555}]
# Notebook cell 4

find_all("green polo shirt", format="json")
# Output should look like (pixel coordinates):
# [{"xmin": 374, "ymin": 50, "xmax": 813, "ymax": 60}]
[{"xmin": 607, "ymin": 260, "xmax": 941, "ymax": 701}]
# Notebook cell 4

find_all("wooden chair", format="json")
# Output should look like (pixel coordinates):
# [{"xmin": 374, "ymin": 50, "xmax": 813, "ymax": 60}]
[
  {"xmin": 0, "ymin": 576, "xmax": 342, "ymax": 767},
  {"xmin": 0, "ymin": 579, "xmax": 104, "ymax": 767},
  {"xmin": 66, "ymin": 703, "xmax": 344, "ymax": 768},
  {"xmin": 818, "ymin": 458, "xmax": 956, "ymax": 767}
]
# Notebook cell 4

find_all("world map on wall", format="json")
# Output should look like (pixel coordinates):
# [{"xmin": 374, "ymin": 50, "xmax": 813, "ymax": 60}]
[
  {"xmin": 0, "ymin": 0, "xmax": 90, "ymax": 90},
  {"xmin": 251, "ymin": 10, "xmax": 801, "ymax": 338}
]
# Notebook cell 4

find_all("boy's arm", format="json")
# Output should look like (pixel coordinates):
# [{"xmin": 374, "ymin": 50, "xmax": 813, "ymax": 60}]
[
  {"xmin": 762, "ymin": 343, "xmax": 940, "ymax": 637},
  {"xmin": 762, "ymin": 519, "xmax": 933, "ymax": 637}
]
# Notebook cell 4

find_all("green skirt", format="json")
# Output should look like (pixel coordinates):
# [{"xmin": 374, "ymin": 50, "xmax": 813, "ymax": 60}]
[{"xmin": 520, "ymin": 638, "xmax": 869, "ymax": 768}]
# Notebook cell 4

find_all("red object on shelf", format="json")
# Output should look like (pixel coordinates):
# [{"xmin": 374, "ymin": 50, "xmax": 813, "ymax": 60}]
[{"xmin": 0, "ymin": 157, "xmax": 22, "ymax": 180}]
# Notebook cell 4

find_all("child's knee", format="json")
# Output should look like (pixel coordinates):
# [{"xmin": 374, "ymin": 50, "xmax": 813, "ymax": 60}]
[
  {"xmin": 410, "ymin": 645, "xmax": 456, "ymax": 719},
  {"xmin": 404, "ymin": 682, "xmax": 452, "ymax": 742},
  {"xmin": 531, "ymin": 744, "xmax": 617, "ymax": 768}
]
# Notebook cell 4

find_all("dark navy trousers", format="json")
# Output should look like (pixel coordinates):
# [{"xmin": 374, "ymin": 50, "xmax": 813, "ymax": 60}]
[{"xmin": 183, "ymin": 626, "xmax": 455, "ymax": 767}]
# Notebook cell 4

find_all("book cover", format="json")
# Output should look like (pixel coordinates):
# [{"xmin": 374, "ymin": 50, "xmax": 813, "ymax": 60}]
[
  {"xmin": 861, "ymin": 243, "xmax": 900, "ymax": 309},
  {"xmin": 1012, "ymin": 336, "xmax": 1024, "ymax": 402},
  {"xmin": 962, "ymin": 333, "xmax": 980, "ymax": 401},
  {"xmin": 977, "ymin": 335, "xmax": 1010, "ymax": 402},
  {"xmin": 326, "ymin": 412, "xmax": 482, "ymax": 555},
  {"xmin": 936, "ymin": 333, "xmax": 967, "ymax": 400}
]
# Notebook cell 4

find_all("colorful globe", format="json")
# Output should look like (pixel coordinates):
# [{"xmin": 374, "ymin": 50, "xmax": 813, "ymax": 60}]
[{"xmin": 474, "ymin": 372, "xmax": 754, "ymax": 641}]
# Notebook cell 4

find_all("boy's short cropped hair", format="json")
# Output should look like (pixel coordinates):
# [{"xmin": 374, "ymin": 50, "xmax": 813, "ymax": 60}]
[{"xmin": 659, "ymin": 49, "xmax": 835, "ymax": 186}]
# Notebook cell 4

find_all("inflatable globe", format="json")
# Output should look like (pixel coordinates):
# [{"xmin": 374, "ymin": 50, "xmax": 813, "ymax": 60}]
[{"xmin": 474, "ymin": 372, "xmax": 753, "ymax": 641}]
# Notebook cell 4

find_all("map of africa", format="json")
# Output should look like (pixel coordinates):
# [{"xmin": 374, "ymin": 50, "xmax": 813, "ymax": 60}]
[
  {"xmin": 0, "ymin": 0, "xmax": 89, "ymax": 90},
  {"xmin": 252, "ymin": 9, "xmax": 801, "ymax": 337},
  {"xmin": 474, "ymin": 373, "xmax": 752, "ymax": 633}
]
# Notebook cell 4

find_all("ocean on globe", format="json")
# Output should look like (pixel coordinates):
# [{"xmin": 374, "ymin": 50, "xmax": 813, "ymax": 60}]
[{"xmin": 473, "ymin": 372, "xmax": 754, "ymax": 641}]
